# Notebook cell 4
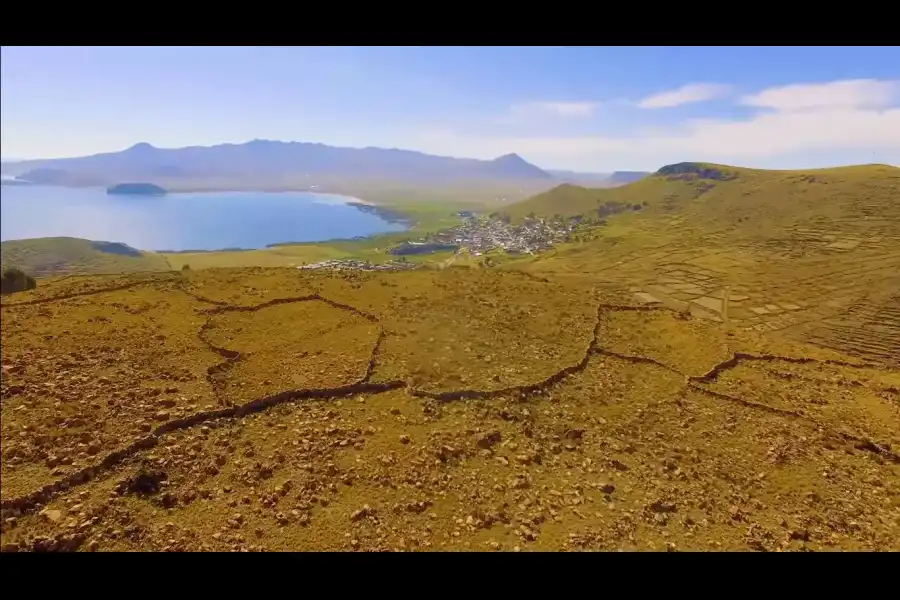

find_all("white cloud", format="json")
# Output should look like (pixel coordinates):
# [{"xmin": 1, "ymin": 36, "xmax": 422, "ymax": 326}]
[
  {"xmin": 637, "ymin": 83, "xmax": 732, "ymax": 109},
  {"xmin": 407, "ymin": 79, "xmax": 900, "ymax": 171},
  {"xmin": 740, "ymin": 79, "xmax": 900, "ymax": 112},
  {"xmin": 509, "ymin": 101, "xmax": 600, "ymax": 119}
]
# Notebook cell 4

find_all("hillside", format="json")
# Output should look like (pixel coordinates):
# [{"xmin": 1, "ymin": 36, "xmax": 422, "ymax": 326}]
[
  {"xmin": 1, "ymin": 141, "xmax": 554, "ymax": 190},
  {"xmin": 2, "ymin": 260, "xmax": 898, "ymax": 552},
  {"xmin": 1, "ymin": 161, "xmax": 898, "ymax": 553},
  {"xmin": 0, "ymin": 237, "xmax": 170, "ymax": 277},
  {"xmin": 510, "ymin": 162, "xmax": 900, "ymax": 368},
  {"xmin": 506, "ymin": 162, "xmax": 900, "ymax": 227}
]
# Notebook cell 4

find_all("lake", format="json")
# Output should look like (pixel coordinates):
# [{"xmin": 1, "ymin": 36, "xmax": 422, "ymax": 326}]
[{"xmin": 0, "ymin": 185, "xmax": 408, "ymax": 251}]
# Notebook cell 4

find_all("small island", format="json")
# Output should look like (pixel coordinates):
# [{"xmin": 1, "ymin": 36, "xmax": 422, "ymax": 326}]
[{"xmin": 107, "ymin": 182, "xmax": 168, "ymax": 196}]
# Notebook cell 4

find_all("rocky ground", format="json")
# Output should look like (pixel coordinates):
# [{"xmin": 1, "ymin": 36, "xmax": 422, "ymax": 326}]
[{"xmin": 1, "ymin": 267, "xmax": 898, "ymax": 552}]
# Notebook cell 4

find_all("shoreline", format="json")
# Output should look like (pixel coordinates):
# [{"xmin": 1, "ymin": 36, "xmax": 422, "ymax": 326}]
[
  {"xmin": 3, "ymin": 185, "xmax": 417, "ymax": 254},
  {"xmin": 2, "ymin": 186, "xmax": 479, "ymax": 271}
]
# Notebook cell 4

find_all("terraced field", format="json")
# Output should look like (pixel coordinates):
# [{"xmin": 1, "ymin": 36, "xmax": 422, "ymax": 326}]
[{"xmin": 1, "ymin": 163, "xmax": 898, "ymax": 552}]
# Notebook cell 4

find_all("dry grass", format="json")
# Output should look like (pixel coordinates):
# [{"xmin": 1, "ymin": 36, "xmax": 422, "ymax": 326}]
[
  {"xmin": 1, "ymin": 163, "xmax": 898, "ymax": 552},
  {"xmin": 1, "ymin": 238, "xmax": 169, "ymax": 277}
]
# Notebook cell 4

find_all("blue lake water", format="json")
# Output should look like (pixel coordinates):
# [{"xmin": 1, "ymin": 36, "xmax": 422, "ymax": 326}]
[{"xmin": 0, "ymin": 185, "xmax": 408, "ymax": 251}]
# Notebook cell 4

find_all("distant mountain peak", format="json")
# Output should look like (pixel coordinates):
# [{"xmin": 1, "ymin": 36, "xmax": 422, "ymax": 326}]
[
  {"xmin": 126, "ymin": 142, "xmax": 157, "ymax": 152},
  {"xmin": 493, "ymin": 153, "xmax": 526, "ymax": 163}
]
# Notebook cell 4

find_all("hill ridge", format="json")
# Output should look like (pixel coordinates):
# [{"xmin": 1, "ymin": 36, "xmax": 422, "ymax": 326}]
[
  {"xmin": 1, "ymin": 139, "xmax": 554, "ymax": 188},
  {"xmin": 505, "ymin": 162, "xmax": 900, "ymax": 224}
]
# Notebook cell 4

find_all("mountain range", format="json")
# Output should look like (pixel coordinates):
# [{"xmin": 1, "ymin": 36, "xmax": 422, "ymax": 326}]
[
  {"xmin": 0, "ymin": 140, "xmax": 649, "ymax": 191},
  {"xmin": 548, "ymin": 169, "xmax": 651, "ymax": 186}
]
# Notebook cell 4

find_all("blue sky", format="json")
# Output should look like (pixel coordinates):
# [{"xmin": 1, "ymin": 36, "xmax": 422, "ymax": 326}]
[{"xmin": 1, "ymin": 46, "xmax": 898, "ymax": 171}]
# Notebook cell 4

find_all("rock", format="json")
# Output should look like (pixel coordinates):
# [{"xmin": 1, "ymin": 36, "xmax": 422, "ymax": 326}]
[
  {"xmin": 508, "ymin": 474, "xmax": 530, "ymax": 490},
  {"xmin": 649, "ymin": 500, "xmax": 677, "ymax": 513},
  {"xmin": 399, "ymin": 435, "xmax": 410, "ymax": 444},
  {"xmin": 154, "ymin": 411, "xmax": 170, "ymax": 422},
  {"xmin": 436, "ymin": 445, "xmax": 463, "ymax": 462},
  {"xmin": 564, "ymin": 428, "xmax": 584, "ymax": 440},
  {"xmin": 350, "ymin": 505, "xmax": 374, "ymax": 522},
  {"xmin": 40, "ymin": 509, "xmax": 63, "ymax": 523},
  {"xmin": 599, "ymin": 483, "xmax": 616, "ymax": 495},
  {"xmin": 476, "ymin": 430, "xmax": 502, "ymax": 449}
]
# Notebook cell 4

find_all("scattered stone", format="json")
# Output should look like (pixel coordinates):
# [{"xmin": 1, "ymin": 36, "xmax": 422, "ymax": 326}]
[
  {"xmin": 476, "ymin": 430, "xmax": 502, "ymax": 449},
  {"xmin": 40, "ymin": 509, "xmax": 63, "ymax": 523},
  {"xmin": 649, "ymin": 500, "xmax": 677, "ymax": 514}
]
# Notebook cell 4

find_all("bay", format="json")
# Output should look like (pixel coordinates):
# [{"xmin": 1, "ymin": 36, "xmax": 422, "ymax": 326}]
[{"xmin": 0, "ymin": 185, "xmax": 408, "ymax": 251}]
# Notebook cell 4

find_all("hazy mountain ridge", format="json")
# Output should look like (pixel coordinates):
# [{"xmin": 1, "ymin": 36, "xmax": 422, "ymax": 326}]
[
  {"xmin": 1, "ymin": 140, "xmax": 555, "ymax": 188},
  {"xmin": 548, "ymin": 169, "xmax": 651, "ymax": 186},
  {"xmin": 606, "ymin": 171, "xmax": 652, "ymax": 184}
]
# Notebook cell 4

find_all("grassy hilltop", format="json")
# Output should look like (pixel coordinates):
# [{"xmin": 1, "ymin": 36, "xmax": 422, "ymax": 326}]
[
  {"xmin": 506, "ymin": 162, "xmax": 899, "ymax": 224},
  {"xmin": 1, "ymin": 162, "xmax": 899, "ymax": 552},
  {"xmin": 0, "ymin": 237, "xmax": 170, "ymax": 277}
]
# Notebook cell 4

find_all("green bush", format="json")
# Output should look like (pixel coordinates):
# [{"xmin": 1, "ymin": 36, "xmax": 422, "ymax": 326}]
[{"xmin": 1, "ymin": 267, "xmax": 37, "ymax": 294}]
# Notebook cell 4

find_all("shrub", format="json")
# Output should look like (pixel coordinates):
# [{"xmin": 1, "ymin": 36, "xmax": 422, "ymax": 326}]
[
  {"xmin": 179, "ymin": 263, "xmax": 194, "ymax": 282},
  {"xmin": 0, "ymin": 267, "xmax": 37, "ymax": 295}
]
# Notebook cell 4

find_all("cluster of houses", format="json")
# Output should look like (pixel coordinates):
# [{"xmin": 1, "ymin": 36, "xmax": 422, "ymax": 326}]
[
  {"xmin": 296, "ymin": 212, "xmax": 581, "ymax": 272},
  {"xmin": 410, "ymin": 214, "xmax": 578, "ymax": 256},
  {"xmin": 297, "ymin": 259, "xmax": 417, "ymax": 272}
]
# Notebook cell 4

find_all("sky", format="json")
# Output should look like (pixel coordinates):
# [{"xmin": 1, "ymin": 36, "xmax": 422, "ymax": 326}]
[{"xmin": 1, "ymin": 46, "xmax": 899, "ymax": 172}]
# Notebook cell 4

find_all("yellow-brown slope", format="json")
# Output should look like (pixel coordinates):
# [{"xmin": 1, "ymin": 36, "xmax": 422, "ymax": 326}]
[{"xmin": 504, "ymin": 163, "xmax": 900, "ymax": 238}]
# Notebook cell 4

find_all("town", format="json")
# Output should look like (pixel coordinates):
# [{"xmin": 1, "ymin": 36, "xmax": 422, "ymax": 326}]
[
  {"xmin": 296, "ymin": 213, "xmax": 582, "ymax": 272},
  {"xmin": 405, "ymin": 213, "xmax": 581, "ymax": 257},
  {"xmin": 297, "ymin": 258, "xmax": 418, "ymax": 272}
]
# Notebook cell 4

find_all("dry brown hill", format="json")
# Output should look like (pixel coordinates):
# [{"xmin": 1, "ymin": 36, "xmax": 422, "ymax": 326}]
[
  {"xmin": 505, "ymin": 162, "xmax": 900, "ymax": 235},
  {"xmin": 1, "ymin": 162, "xmax": 898, "ymax": 552}
]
